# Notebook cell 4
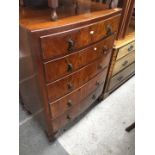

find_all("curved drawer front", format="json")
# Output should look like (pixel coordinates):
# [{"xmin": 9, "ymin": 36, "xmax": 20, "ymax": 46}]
[
  {"xmin": 51, "ymin": 84, "xmax": 104, "ymax": 132},
  {"xmin": 41, "ymin": 15, "xmax": 120, "ymax": 60},
  {"xmin": 49, "ymin": 68, "xmax": 107, "ymax": 120},
  {"xmin": 44, "ymin": 35, "xmax": 114, "ymax": 83},
  {"xmin": 116, "ymin": 41, "xmax": 135, "ymax": 60},
  {"xmin": 112, "ymin": 51, "xmax": 135, "ymax": 76},
  {"xmin": 109, "ymin": 63, "xmax": 135, "ymax": 91},
  {"xmin": 46, "ymin": 51, "xmax": 111, "ymax": 102}
]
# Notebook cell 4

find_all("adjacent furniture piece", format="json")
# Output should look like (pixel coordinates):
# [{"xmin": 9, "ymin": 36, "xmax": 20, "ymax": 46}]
[
  {"xmin": 20, "ymin": 4, "xmax": 121, "ymax": 140},
  {"xmin": 116, "ymin": 0, "xmax": 135, "ymax": 39},
  {"xmin": 20, "ymin": 0, "xmax": 116, "ymax": 21},
  {"xmin": 103, "ymin": 0, "xmax": 135, "ymax": 98},
  {"xmin": 103, "ymin": 33, "xmax": 135, "ymax": 97}
]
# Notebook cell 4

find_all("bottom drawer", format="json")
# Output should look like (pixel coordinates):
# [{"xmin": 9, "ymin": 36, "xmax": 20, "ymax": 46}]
[
  {"xmin": 51, "ymin": 84, "xmax": 104, "ymax": 132},
  {"xmin": 108, "ymin": 63, "xmax": 135, "ymax": 91}
]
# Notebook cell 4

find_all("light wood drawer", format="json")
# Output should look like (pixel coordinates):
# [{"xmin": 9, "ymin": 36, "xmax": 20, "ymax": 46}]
[
  {"xmin": 108, "ymin": 63, "xmax": 135, "ymax": 90},
  {"xmin": 112, "ymin": 51, "xmax": 135, "ymax": 76},
  {"xmin": 116, "ymin": 41, "xmax": 135, "ymax": 60}
]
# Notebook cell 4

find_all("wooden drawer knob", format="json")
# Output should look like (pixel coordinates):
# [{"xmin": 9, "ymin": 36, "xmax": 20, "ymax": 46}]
[
  {"xmin": 128, "ymin": 45, "xmax": 134, "ymax": 52},
  {"xmin": 67, "ymin": 63, "xmax": 73, "ymax": 72},
  {"xmin": 66, "ymin": 114, "xmax": 71, "ymax": 120},
  {"xmin": 98, "ymin": 64, "xmax": 103, "ymax": 70},
  {"xmin": 67, "ymin": 100, "xmax": 73, "ymax": 107},
  {"xmin": 106, "ymin": 25, "xmax": 112, "ymax": 36},
  {"xmin": 92, "ymin": 94, "xmax": 96, "ymax": 100},
  {"xmin": 102, "ymin": 46, "xmax": 109, "ymax": 55},
  {"xmin": 68, "ymin": 38, "xmax": 74, "ymax": 52},
  {"xmin": 67, "ymin": 83, "xmax": 73, "ymax": 91},
  {"xmin": 117, "ymin": 76, "xmax": 123, "ymax": 81},
  {"xmin": 122, "ymin": 60, "xmax": 128, "ymax": 67},
  {"xmin": 96, "ymin": 81, "xmax": 100, "ymax": 87}
]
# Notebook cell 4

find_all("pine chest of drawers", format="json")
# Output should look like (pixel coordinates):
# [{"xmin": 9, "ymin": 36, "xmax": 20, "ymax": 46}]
[
  {"xmin": 19, "ymin": 7, "xmax": 121, "ymax": 140},
  {"xmin": 103, "ymin": 33, "xmax": 135, "ymax": 97}
]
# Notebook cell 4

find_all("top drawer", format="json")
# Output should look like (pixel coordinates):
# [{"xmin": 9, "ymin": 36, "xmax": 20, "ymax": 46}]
[
  {"xmin": 116, "ymin": 41, "xmax": 135, "ymax": 60},
  {"xmin": 44, "ymin": 35, "xmax": 114, "ymax": 83},
  {"xmin": 40, "ymin": 15, "xmax": 120, "ymax": 60}
]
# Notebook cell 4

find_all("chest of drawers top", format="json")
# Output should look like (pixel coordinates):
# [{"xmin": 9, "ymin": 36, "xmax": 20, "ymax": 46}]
[{"xmin": 20, "ymin": 7, "xmax": 121, "ymax": 32}]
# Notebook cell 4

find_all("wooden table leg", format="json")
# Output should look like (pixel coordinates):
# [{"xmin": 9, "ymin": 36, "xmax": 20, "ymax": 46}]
[{"xmin": 48, "ymin": 0, "xmax": 58, "ymax": 21}]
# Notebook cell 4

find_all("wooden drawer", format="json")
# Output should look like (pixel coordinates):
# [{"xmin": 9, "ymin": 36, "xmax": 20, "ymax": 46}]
[
  {"xmin": 116, "ymin": 41, "xmax": 135, "ymax": 60},
  {"xmin": 44, "ymin": 35, "xmax": 114, "ymax": 83},
  {"xmin": 41, "ymin": 15, "xmax": 120, "ymax": 60},
  {"xmin": 108, "ymin": 63, "xmax": 135, "ymax": 91},
  {"xmin": 49, "ymin": 68, "xmax": 107, "ymax": 120},
  {"xmin": 47, "ymin": 52, "xmax": 111, "ymax": 102},
  {"xmin": 112, "ymin": 51, "xmax": 135, "ymax": 76},
  {"xmin": 51, "ymin": 84, "xmax": 104, "ymax": 132}
]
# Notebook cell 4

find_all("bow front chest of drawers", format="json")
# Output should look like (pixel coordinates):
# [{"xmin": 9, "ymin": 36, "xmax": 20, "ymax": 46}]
[{"xmin": 20, "ymin": 7, "xmax": 121, "ymax": 140}]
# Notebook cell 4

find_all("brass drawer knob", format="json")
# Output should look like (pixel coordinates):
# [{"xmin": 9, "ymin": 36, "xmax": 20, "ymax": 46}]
[
  {"xmin": 106, "ymin": 25, "xmax": 112, "ymax": 36},
  {"xmin": 67, "ymin": 63, "xmax": 73, "ymax": 72},
  {"xmin": 66, "ymin": 114, "xmax": 71, "ymax": 120},
  {"xmin": 68, "ymin": 38, "xmax": 74, "ymax": 52},
  {"xmin": 67, "ymin": 100, "xmax": 73, "ymax": 107},
  {"xmin": 128, "ymin": 45, "xmax": 134, "ymax": 52},
  {"xmin": 117, "ymin": 76, "xmax": 123, "ymax": 81},
  {"xmin": 122, "ymin": 60, "xmax": 128, "ymax": 67},
  {"xmin": 92, "ymin": 94, "xmax": 96, "ymax": 100}
]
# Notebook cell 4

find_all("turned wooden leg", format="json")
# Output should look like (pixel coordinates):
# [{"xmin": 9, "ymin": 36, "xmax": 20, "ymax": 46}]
[
  {"xmin": 48, "ymin": 0, "xmax": 58, "ymax": 21},
  {"xmin": 73, "ymin": 0, "xmax": 79, "ymax": 14}
]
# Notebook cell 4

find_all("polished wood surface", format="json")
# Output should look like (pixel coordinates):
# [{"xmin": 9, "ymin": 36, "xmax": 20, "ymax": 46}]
[
  {"xmin": 50, "ymin": 68, "xmax": 107, "ymax": 120},
  {"xmin": 47, "ymin": 0, "xmax": 109, "ymax": 21},
  {"xmin": 51, "ymin": 84, "xmax": 104, "ymax": 132},
  {"xmin": 47, "ymin": 52, "xmax": 111, "ymax": 102},
  {"xmin": 19, "ymin": 7, "xmax": 121, "ymax": 31},
  {"xmin": 19, "ymin": 6, "xmax": 121, "ymax": 140},
  {"xmin": 44, "ymin": 35, "xmax": 114, "ymax": 82},
  {"xmin": 112, "ymin": 50, "xmax": 134, "ymax": 76},
  {"xmin": 41, "ymin": 15, "xmax": 120, "ymax": 60}
]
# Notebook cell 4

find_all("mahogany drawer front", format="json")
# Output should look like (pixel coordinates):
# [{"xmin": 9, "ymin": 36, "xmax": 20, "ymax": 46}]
[
  {"xmin": 44, "ymin": 36, "xmax": 114, "ymax": 83},
  {"xmin": 116, "ymin": 41, "xmax": 135, "ymax": 60},
  {"xmin": 51, "ymin": 84, "xmax": 104, "ymax": 132},
  {"xmin": 47, "ymin": 52, "xmax": 111, "ymax": 102},
  {"xmin": 41, "ymin": 15, "xmax": 120, "ymax": 60},
  {"xmin": 112, "ymin": 51, "xmax": 135, "ymax": 76},
  {"xmin": 49, "ymin": 68, "xmax": 107, "ymax": 120},
  {"xmin": 108, "ymin": 63, "xmax": 135, "ymax": 91}
]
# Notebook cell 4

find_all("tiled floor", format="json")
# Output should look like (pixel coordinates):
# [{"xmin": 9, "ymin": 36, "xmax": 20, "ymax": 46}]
[{"xmin": 19, "ymin": 77, "xmax": 135, "ymax": 155}]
